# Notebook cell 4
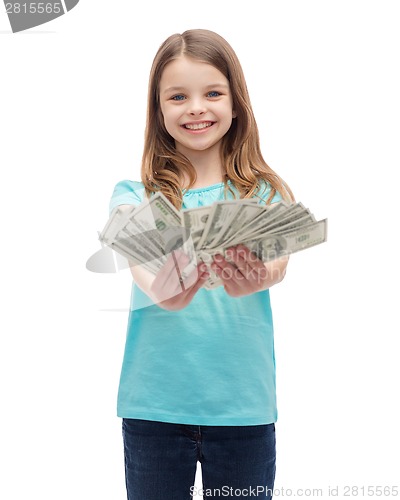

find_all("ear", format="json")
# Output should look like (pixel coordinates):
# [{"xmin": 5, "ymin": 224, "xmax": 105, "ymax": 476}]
[{"xmin": 232, "ymin": 109, "xmax": 237, "ymax": 119}]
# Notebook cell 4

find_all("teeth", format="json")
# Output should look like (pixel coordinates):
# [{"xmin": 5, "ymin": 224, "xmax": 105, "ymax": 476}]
[{"xmin": 184, "ymin": 122, "xmax": 213, "ymax": 130}]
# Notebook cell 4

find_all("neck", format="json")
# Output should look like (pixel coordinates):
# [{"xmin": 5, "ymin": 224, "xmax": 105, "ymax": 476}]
[{"xmin": 180, "ymin": 145, "xmax": 225, "ymax": 189}]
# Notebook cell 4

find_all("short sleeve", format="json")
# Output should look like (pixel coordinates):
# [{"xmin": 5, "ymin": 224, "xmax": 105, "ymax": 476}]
[{"xmin": 109, "ymin": 180, "xmax": 145, "ymax": 215}]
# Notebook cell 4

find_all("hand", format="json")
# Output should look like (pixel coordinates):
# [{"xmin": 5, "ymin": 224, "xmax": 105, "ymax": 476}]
[
  {"xmin": 150, "ymin": 250, "xmax": 210, "ymax": 311},
  {"xmin": 210, "ymin": 244, "xmax": 288, "ymax": 297}
]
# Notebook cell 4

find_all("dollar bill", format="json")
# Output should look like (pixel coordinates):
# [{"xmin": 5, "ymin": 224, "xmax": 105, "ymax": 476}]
[
  {"xmin": 205, "ymin": 201, "xmax": 267, "ymax": 250},
  {"xmin": 195, "ymin": 200, "xmax": 241, "ymax": 250},
  {"xmin": 99, "ymin": 192, "xmax": 327, "ymax": 291},
  {"xmin": 182, "ymin": 205, "xmax": 213, "ymax": 249},
  {"xmin": 219, "ymin": 201, "xmax": 289, "ymax": 248},
  {"xmin": 244, "ymin": 219, "xmax": 328, "ymax": 262}
]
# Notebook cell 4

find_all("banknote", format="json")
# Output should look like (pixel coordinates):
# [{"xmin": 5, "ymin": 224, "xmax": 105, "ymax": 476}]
[
  {"xmin": 196, "ymin": 200, "xmax": 241, "ymax": 250},
  {"xmin": 182, "ymin": 205, "xmax": 213, "ymax": 249},
  {"xmin": 243, "ymin": 219, "xmax": 328, "ymax": 262},
  {"xmin": 99, "ymin": 192, "xmax": 327, "ymax": 290},
  {"xmin": 101, "ymin": 193, "xmax": 197, "ymax": 280}
]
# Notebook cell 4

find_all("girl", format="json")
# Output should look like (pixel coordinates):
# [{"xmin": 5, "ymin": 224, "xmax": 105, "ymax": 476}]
[{"xmin": 109, "ymin": 29, "xmax": 294, "ymax": 500}]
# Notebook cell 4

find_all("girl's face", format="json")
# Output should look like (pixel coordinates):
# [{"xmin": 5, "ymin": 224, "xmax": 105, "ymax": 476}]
[{"xmin": 159, "ymin": 56, "xmax": 236, "ymax": 158}]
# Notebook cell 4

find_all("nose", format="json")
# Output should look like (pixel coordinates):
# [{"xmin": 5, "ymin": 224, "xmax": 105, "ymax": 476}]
[{"xmin": 188, "ymin": 97, "xmax": 207, "ymax": 116}]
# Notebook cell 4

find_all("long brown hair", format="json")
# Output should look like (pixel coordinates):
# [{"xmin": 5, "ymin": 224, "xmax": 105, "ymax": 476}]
[{"xmin": 141, "ymin": 29, "xmax": 294, "ymax": 208}]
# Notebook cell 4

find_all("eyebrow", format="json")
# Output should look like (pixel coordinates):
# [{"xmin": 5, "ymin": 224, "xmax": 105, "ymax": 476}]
[{"xmin": 162, "ymin": 83, "xmax": 229, "ymax": 94}]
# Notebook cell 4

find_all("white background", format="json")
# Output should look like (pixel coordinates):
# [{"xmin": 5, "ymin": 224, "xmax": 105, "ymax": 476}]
[{"xmin": 1, "ymin": 1, "xmax": 399, "ymax": 498}]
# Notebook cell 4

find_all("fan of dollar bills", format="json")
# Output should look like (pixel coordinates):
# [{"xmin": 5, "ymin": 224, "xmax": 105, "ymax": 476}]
[{"xmin": 99, "ymin": 192, "xmax": 327, "ymax": 290}]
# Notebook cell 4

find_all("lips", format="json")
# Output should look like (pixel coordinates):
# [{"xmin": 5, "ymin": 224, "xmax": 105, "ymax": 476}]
[{"xmin": 182, "ymin": 121, "xmax": 215, "ymax": 130}]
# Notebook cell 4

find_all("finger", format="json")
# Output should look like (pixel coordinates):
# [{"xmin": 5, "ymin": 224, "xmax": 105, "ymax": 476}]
[
  {"xmin": 161, "ymin": 258, "xmax": 205, "ymax": 300},
  {"xmin": 225, "ymin": 245, "xmax": 269, "ymax": 290},
  {"xmin": 181, "ymin": 268, "xmax": 210, "ymax": 302},
  {"xmin": 172, "ymin": 250, "xmax": 201, "ymax": 286},
  {"xmin": 157, "ymin": 266, "xmax": 208, "ymax": 308},
  {"xmin": 226, "ymin": 245, "xmax": 265, "ymax": 276},
  {"xmin": 224, "ymin": 249, "xmax": 252, "ymax": 280},
  {"xmin": 211, "ymin": 253, "xmax": 247, "ymax": 286},
  {"xmin": 156, "ymin": 250, "xmax": 189, "ymax": 287},
  {"xmin": 180, "ymin": 262, "xmax": 208, "ymax": 291},
  {"xmin": 173, "ymin": 248, "xmax": 198, "ymax": 275},
  {"xmin": 151, "ymin": 251, "xmax": 190, "ymax": 301}
]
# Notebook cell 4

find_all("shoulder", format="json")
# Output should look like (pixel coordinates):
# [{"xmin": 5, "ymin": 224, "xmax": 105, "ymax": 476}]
[{"xmin": 109, "ymin": 179, "xmax": 145, "ymax": 215}]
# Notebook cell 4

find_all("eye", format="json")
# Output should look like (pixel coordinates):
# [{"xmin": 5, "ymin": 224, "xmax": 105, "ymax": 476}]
[
  {"xmin": 171, "ymin": 94, "xmax": 186, "ymax": 101},
  {"xmin": 207, "ymin": 91, "xmax": 221, "ymax": 98}
]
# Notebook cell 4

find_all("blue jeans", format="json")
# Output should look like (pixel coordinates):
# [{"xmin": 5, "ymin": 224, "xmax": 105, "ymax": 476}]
[{"xmin": 122, "ymin": 418, "xmax": 276, "ymax": 499}]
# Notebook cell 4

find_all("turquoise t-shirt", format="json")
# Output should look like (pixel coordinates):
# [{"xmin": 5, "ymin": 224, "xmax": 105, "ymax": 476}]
[{"xmin": 109, "ymin": 179, "xmax": 282, "ymax": 426}]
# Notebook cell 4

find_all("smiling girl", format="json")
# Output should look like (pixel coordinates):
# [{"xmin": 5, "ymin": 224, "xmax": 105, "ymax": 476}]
[{"xmin": 109, "ymin": 29, "xmax": 294, "ymax": 499}]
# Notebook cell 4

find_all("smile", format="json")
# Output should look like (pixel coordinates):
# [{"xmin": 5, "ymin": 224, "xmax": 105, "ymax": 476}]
[{"xmin": 182, "ymin": 121, "xmax": 215, "ymax": 130}]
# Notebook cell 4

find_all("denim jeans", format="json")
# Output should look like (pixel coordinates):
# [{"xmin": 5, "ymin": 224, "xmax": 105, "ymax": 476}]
[{"xmin": 122, "ymin": 418, "xmax": 276, "ymax": 499}]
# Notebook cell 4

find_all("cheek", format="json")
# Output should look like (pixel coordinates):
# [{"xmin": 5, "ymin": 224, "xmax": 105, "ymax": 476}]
[
  {"xmin": 159, "ymin": 110, "xmax": 180, "ymax": 140},
  {"xmin": 162, "ymin": 116, "xmax": 175, "ymax": 136},
  {"xmin": 158, "ymin": 106, "xmax": 171, "ymax": 131},
  {"xmin": 218, "ymin": 102, "xmax": 234, "ymax": 120},
  {"xmin": 161, "ymin": 106, "xmax": 176, "ymax": 126}
]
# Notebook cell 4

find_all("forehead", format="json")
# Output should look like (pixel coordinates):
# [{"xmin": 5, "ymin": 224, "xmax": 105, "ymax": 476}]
[{"xmin": 160, "ymin": 56, "xmax": 229, "ymax": 91}]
